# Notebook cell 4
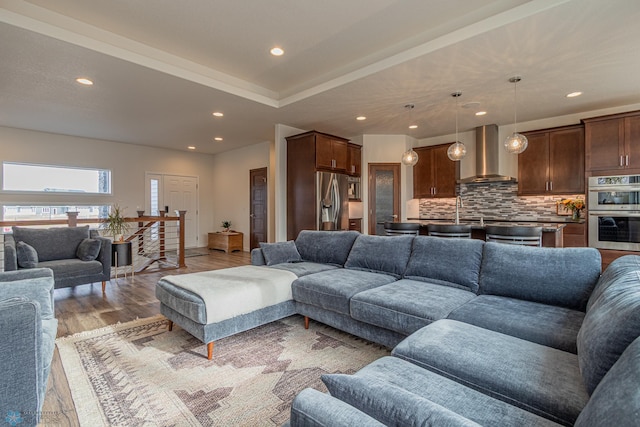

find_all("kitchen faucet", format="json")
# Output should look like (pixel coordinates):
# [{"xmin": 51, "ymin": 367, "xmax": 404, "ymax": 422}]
[{"xmin": 455, "ymin": 196, "xmax": 463, "ymax": 225}]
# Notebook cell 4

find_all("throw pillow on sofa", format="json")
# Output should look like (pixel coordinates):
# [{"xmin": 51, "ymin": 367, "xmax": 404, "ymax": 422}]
[
  {"xmin": 76, "ymin": 238, "xmax": 102, "ymax": 261},
  {"xmin": 259, "ymin": 241, "xmax": 302, "ymax": 266},
  {"xmin": 16, "ymin": 241, "xmax": 38, "ymax": 268}
]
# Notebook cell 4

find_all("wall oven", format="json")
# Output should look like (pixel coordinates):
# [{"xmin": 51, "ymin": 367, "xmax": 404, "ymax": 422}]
[{"xmin": 588, "ymin": 175, "xmax": 640, "ymax": 251}]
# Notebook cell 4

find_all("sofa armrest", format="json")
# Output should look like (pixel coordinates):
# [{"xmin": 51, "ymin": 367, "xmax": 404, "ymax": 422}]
[
  {"xmin": 251, "ymin": 248, "xmax": 266, "ymax": 265},
  {"xmin": 90, "ymin": 231, "xmax": 112, "ymax": 277},
  {"xmin": 4, "ymin": 234, "xmax": 17, "ymax": 271},
  {"xmin": 0, "ymin": 268, "xmax": 55, "ymax": 320}
]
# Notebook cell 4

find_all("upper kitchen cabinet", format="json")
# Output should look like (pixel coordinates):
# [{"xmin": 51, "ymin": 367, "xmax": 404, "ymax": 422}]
[
  {"xmin": 413, "ymin": 144, "xmax": 459, "ymax": 198},
  {"xmin": 347, "ymin": 143, "xmax": 362, "ymax": 177},
  {"xmin": 584, "ymin": 111, "xmax": 640, "ymax": 175},
  {"xmin": 313, "ymin": 132, "xmax": 348, "ymax": 172},
  {"xmin": 519, "ymin": 125, "xmax": 585, "ymax": 195}
]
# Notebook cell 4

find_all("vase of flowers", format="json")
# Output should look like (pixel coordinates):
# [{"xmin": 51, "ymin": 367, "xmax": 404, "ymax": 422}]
[{"xmin": 560, "ymin": 198, "xmax": 585, "ymax": 221}]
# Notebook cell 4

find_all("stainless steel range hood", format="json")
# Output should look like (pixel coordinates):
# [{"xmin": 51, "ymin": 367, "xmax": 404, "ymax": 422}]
[{"xmin": 459, "ymin": 124, "xmax": 517, "ymax": 184}]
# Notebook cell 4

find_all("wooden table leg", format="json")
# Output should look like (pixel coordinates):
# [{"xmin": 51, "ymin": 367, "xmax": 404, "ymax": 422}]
[
  {"xmin": 207, "ymin": 342, "xmax": 214, "ymax": 360},
  {"xmin": 167, "ymin": 320, "xmax": 173, "ymax": 331}
]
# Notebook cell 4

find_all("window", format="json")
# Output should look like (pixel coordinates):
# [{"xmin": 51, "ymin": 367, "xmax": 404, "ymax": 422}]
[
  {"xmin": 2, "ymin": 205, "xmax": 109, "ymax": 221},
  {"xmin": 3, "ymin": 162, "xmax": 111, "ymax": 194}
]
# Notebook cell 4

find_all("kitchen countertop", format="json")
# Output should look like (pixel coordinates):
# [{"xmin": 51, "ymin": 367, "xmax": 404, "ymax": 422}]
[{"xmin": 406, "ymin": 218, "xmax": 574, "ymax": 232}]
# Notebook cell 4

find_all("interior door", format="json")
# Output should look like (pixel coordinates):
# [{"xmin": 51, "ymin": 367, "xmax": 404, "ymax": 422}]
[
  {"xmin": 250, "ymin": 168, "xmax": 268, "ymax": 249},
  {"xmin": 368, "ymin": 163, "xmax": 400, "ymax": 235},
  {"xmin": 163, "ymin": 175, "xmax": 198, "ymax": 248}
]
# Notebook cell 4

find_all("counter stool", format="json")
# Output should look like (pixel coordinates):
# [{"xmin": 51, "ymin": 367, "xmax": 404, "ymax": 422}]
[
  {"xmin": 384, "ymin": 222, "xmax": 420, "ymax": 236},
  {"xmin": 485, "ymin": 225, "xmax": 542, "ymax": 247},
  {"xmin": 427, "ymin": 224, "xmax": 472, "ymax": 239}
]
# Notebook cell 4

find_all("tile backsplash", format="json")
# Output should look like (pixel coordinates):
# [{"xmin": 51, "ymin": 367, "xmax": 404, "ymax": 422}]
[{"xmin": 418, "ymin": 182, "xmax": 584, "ymax": 222}]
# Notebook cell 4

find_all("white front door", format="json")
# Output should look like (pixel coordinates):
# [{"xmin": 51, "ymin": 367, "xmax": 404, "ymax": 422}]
[{"xmin": 146, "ymin": 173, "xmax": 199, "ymax": 248}]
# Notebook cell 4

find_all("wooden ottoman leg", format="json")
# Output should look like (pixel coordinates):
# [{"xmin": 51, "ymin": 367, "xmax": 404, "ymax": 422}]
[
  {"xmin": 207, "ymin": 342, "xmax": 214, "ymax": 360},
  {"xmin": 304, "ymin": 316, "xmax": 309, "ymax": 329},
  {"xmin": 167, "ymin": 320, "xmax": 173, "ymax": 331}
]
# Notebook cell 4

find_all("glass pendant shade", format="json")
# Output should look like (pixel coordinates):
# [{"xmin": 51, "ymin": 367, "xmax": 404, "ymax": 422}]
[
  {"xmin": 447, "ymin": 141, "xmax": 467, "ymax": 161},
  {"xmin": 504, "ymin": 132, "xmax": 529, "ymax": 154},
  {"xmin": 401, "ymin": 148, "xmax": 419, "ymax": 166}
]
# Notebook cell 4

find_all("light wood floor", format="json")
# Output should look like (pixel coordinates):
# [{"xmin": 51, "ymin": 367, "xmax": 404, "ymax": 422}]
[{"xmin": 42, "ymin": 250, "xmax": 251, "ymax": 427}]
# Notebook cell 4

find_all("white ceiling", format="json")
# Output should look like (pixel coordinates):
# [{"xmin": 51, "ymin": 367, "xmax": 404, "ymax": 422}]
[{"xmin": 1, "ymin": 0, "xmax": 639, "ymax": 154}]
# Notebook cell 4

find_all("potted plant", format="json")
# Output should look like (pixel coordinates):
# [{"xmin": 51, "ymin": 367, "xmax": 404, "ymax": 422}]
[
  {"xmin": 221, "ymin": 220, "xmax": 232, "ymax": 232},
  {"xmin": 102, "ymin": 205, "xmax": 130, "ymax": 242}
]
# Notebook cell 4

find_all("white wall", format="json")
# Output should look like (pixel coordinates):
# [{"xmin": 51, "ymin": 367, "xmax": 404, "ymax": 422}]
[
  {"xmin": 210, "ymin": 141, "xmax": 270, "ymax": 250},
  {"xmin": 0, "ymin": 126, "xmax": 216, "ymax": 247}
]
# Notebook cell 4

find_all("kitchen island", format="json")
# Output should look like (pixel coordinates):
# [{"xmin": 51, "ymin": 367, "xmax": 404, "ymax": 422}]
[{"xmin": 408, "ymin": 218, "xmax": 573, "ymax": 247}]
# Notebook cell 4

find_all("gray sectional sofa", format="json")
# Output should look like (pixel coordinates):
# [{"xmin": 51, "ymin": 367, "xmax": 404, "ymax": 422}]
[
  {"xmin": 4, "ymin": 226, "xmax": 112, "ymax": 290},
  {"xmin": 250, "ymin": 231, "xmax": 640, "ymax": 426}
]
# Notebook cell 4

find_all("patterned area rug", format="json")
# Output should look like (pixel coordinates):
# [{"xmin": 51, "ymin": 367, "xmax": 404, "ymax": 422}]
[{"xmin": 56, "ymin": 315, "xmax": 389, "ymax": 426}]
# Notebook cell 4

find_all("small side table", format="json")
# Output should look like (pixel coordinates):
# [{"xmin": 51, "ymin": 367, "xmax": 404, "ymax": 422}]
[
  {"xmin": 208, "ymin": 232, "xmax": 243, "ymax": 253},
  {"xmin": 112, "ymin": 241, "xmax": 133, "ymax": 281}
]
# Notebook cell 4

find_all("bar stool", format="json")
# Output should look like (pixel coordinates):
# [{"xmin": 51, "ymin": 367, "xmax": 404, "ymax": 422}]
[
  {"xmin": 384, "ymin": 222, "xmax": 420, "ymax": 236},
  {"xmin": 427, "ymin": 224, "xmax": 472, "ymax": 239},
  {"xmin": 485, "ymin": 225, "xmax": 542, "ymax": 247}
]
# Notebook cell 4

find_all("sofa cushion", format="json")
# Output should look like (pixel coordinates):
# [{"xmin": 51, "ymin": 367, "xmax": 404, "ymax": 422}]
[
  {"xmin": 76, "ymin": 238, "xmax": 102, "ymax": 262},
  {"xmin": 294, "ymin": 230, "xmax": 359, "ymax": 266},
  {"xmin": 351, "ymin": 279, "xmax": 475, "ymax": 335},
  {"xmin": 353, "ymin": 356, "xmax": 561, "ymax": 427},
  {"xmin": 39, "ymin": 259, "xmax": 104, "ymax": 280},
  {"xmin": 575, "ymin": 336, "xmax": 640, "ymax": 427},
  {"xmin": 404, "ymin": 236, "xmax": 484, "ymax": 292},
  {"xmin": 447, "ymin": 295, "xmax": 585, "ymax": 353},
  {"xmin": 322, "ymin": 373, "xmax": 481, "ymax": 427},
  {"xmin": 292, "ymin": 268, "xmax": 397, "ymax": 315},
  {"xmin": 344, "ymin": 235, "xmax": 413, "ymax": 278},
  {"xmin": 259, "ymin": 241, "xmax": 302, "ymax": 266},
  {"xmin": 478, "ymin": 243, "xmax": 601, "ymax": 310},
  {"xmin": 16, "ymin": 241, "xmax": 38, "ymax": 268},
  {"xmin": 13, "ymin": 226, "xmax": 91, "ymax": 262},
  {"xmin": 270, "ymin": 262, "xmax": 338, "ymax": 277},
  {"xmin": 392, "ymin": 319, "xmax": 588, "ymax": 425},
  {"xmin": 290, "ymin": 388, "xmax": 385, "ymax": 427},
  {"xmin": 577, "ymin": 269, "xmax": 640, "ymax": 394}
]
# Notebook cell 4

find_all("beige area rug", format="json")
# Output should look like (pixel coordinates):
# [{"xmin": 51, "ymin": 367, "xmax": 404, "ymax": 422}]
[{"xmin": 56, "ymin": 315, "xmax": 389, "ymax": 426}]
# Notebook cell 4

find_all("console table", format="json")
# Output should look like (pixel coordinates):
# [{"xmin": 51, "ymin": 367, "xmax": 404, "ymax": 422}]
[{"xmin": 208, "ymin": 231, "xmax": 243, "ymax": 253}]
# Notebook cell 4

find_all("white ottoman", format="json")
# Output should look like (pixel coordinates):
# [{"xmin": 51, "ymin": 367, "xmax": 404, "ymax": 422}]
[{"xmin": 156, "ymin": 266, "xmax": 297, "ymax": 359}]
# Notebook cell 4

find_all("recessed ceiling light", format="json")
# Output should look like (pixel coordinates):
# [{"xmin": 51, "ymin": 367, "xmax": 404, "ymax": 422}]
[
  {"xmin": 566, "ymin": 91, "xmax": 583, "ymax": 98},
  {"xmin": 356, "ymin": 116, "xmax": 366, "ymax": 121},
  {"xmin": 212, "ymin": 112, "xmax": 224, "ymax": 117},
  {"xmin": 214, "ymin": 137, "xmax": 223, "ymax": 142},
  {"xmin": 75, "ymin": 77, "xmax": 93, "ymax": 86},
  {"xmin": 187, "ymin": 146, "xmax": 196, "ymax": 150},
  {"xmin": 270, "ymin": 47, "xmax": 284, "ymax": 56},
  {"xmin": 409, "ymin": 125, "xmax": 418, "ymax": 129},
  {"xmin": 475, "ymin": 111, "xmax": 487, "ymax": 116}
]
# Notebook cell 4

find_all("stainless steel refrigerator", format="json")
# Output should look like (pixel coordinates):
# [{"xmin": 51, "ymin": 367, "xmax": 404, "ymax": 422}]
[{"xmin": 317, "ymin": 172, "xmax": 350, "ymax": 231}]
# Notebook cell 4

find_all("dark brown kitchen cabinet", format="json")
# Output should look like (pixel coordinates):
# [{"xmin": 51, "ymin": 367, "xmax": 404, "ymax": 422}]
[
  {"xmin": 413, "ymin": 144, "xmax": 459, "ymax": 198},
  {"xmin": 286, "ymin": 130, "xmax": 350, "ymax": 240},
  {"xmin": 315, "ymin": 133, "xmax": 348, "ymax": 172},
  {"xmin": 584, "ymin": 111, "xmax": 640, "ymax": 175},
  {"xmin": 347, "ymin": 143, "xmax": 362, "ymax": 176},
  {"xmin": 519, "ymin": 125, "xmax": 584, "ymax": 195}
]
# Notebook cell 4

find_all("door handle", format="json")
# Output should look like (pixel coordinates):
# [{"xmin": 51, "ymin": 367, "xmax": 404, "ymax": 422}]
[
  {"xmin": 249, "ymin": 214, "xmax": 255, "ymax": 218},
  {"xmin": 550, "ymin": 181, "xmax": 553, "ymax": 191},
  {"xmin": 620, "ymin": 156, "xmax": 624, "ymax": 167},
  {"xmin": 626, "ymin": 155, "xmax": 630, "ymax": 166}
]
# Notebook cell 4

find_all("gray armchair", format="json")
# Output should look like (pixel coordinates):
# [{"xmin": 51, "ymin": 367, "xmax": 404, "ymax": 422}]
[
  {"xmin": 0, "ymin": 268, "xmax": 57, "ymax": 427},
  {"xmin": 4, "ymin": 226, "xmax": 111, "ymax": 291}
]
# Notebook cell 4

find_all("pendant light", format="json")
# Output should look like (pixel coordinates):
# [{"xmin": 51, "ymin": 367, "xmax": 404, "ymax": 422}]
[
  {"xmin": 504, "ymin": 76, "xmax": 528, "ymax": 154},
  {"xmin": 447, "ymin": 91, "xmax": 466, "ymax": 161},
  {"xmin": 401, "ymin": 104, "xmax": 419, "ymax": 166}
]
